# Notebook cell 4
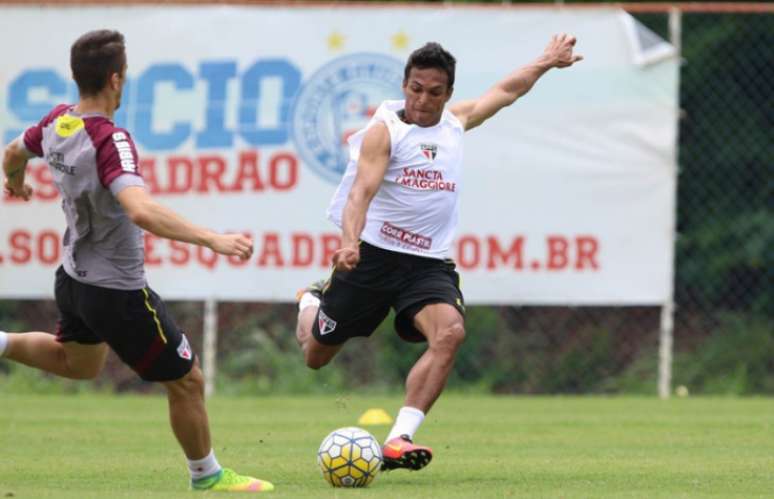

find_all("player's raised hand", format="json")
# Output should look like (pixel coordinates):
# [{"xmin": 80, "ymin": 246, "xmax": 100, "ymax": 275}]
[
  {"xmin": 544, "ymin": 33, "xmax": 583, "ymax": 68},
  {"xmin": 4, "ymin": 179, "xmax": 33, "ymax": 201},
  {"xmin": 209, "ymin": 233, "xmax": 254, "ymax": 260},
  {"xmin": 332, "ymin": 245, "xmax": 360, "ymax": 272}
]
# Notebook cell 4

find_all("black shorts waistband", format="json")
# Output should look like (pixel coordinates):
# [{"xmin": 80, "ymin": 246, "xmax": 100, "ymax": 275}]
[{"xmin": 360, "ymin": 241, "xmax": 449, "ymax": 266}]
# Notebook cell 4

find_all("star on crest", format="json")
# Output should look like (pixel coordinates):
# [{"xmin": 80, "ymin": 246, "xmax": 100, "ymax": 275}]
[
  {"xmin": 327, "ymin": 31, "xmax": 346, "ymax": 51},
  {"xmin": 391, "ymin": 31, "xmax": 410, "ymax": 51}
]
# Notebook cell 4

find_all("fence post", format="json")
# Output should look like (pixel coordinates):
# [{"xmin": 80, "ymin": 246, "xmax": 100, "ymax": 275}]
[
  {"xmin": 658, "ymin": 301, "xmax": 675, "ymax": 399},
  {"xmin": 203, "ymin": 298, "xmax": 218, "ymax": 398},
  {"xmin": 658, "ymin": 6, "xmax": 682, "ymax": 400}
]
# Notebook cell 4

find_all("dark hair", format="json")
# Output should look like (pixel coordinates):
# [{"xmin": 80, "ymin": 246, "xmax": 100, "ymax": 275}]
[
  {"xmin": 70, "ymin": 30, "xmax": 126, "ymax": 96},
  {"xmin": 404, "ymin": 42, "xmax": 456, "ymax": 88}
]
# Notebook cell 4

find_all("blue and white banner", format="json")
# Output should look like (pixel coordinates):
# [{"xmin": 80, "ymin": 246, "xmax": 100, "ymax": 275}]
[{"xmin": 0, "ymin": 5, "xmax": 678, "ymax": 304}]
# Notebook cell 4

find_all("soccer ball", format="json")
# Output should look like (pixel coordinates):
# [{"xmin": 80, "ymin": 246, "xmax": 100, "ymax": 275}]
[{"xmin": 317, "ymin": 426, "xmax": 383, "ymax": 487}]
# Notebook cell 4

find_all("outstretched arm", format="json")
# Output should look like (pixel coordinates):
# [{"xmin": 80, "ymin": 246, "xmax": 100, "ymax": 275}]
[
  {"xmin": 116, "ymin": 186, "xmax": 253, "ymax": 260},
  {"xmin": 450, "ymin": 33, "xmax": 583, "ymax": 131},
  {"xmin": 333, "ymin": 122, "xmax": 391, "ymax": 271}
]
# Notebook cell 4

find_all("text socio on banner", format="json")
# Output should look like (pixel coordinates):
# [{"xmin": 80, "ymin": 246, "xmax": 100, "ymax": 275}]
[{"xmin": 0, "ymin": 6, "xmax": 678, "ymax": 304}]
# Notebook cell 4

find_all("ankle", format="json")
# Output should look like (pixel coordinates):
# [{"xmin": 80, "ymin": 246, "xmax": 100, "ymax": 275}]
[
  {"xmin": 386, "ymin": 406, "xmax": 425, "ymax": 442},
  {"xmin": 187, "ymin": 449, "xmax": 222, "ymax": 481},
  {"xmin": 191, "ymin": 468, "xmax": 223, "ymax": 490}
]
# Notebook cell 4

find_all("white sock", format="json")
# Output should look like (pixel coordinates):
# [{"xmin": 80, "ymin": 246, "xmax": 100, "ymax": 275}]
[
  {"xmin": 298, "ymin": 292, "xmax": 321, "ymax": 312},
  {"xmin": 188, "ymin": 449, "xmax": 222, "ymax": 481},
  {"xmin": 0, "ymin": 331, "xmax": 8, "ymax": 357},
  {"xmin": 386, "ymin": 406, "xmax": 425, "ymax": 442}
]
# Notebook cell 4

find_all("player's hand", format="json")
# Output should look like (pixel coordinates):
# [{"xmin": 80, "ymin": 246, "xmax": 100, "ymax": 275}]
[
  {"xmin": 209, "ymin": 233, "xmax": 254, "ymax": 260},
  {"xmin": 544, "ymin": 33, "xmax": 583, "ymax": 68},
  {"xmin": 332, "ymin": 245, "xmax": 360, "ymax": 272},
  {"xmin": 3, "ymin": 179, "xmax": 33, "ymax": 201}
]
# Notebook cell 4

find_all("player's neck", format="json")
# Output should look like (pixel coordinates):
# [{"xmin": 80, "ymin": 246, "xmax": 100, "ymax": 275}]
[
  {"xmin": 398, "ymin": 108, "xmax": 442, "ymax": 127},
  {"xmin": 75, "ymin": 94, "xmax": 116, "ymax": 119}
]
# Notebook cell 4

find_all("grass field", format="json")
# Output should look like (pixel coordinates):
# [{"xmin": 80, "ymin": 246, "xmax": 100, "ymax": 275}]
[{"xmin": 1, "ymin": 394, "xmax": 772, "ymax": 498}]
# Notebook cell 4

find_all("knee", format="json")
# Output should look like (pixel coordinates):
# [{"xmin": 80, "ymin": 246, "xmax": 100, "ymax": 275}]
[
  {"xmin": 430, "ymin": 322, "xmax": 466, "ymax": 355},
  {"xmin": 68, "ymin": 363, "xmax": 102, "ymax": 380},
  {"xmin": 304, "ymin": 351, "xmax": 331, "ymax": 370},
  {"xmin": 165, "ymin": 365, "xmax": 205, "ymax": 397}
]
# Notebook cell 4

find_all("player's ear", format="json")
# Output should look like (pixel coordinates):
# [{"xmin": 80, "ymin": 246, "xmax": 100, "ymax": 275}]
[
  {"xmin": 109, "ymin": 72, "xmax": 121, "ymax": 91},
  {"xmin": 444, "ymin": 86, "xmax": 454, "ymax": 102}
]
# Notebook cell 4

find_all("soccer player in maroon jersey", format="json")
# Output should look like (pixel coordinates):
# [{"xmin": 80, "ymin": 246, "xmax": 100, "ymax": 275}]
[{"xmin": 0, "ymin": 30, "xmax": 272, "ymax": 492}]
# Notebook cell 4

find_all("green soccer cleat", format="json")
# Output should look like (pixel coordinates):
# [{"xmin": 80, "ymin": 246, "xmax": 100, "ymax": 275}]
[{"xmin": 191, "ymin": 468, "xmax": 274, "ymax": 493}]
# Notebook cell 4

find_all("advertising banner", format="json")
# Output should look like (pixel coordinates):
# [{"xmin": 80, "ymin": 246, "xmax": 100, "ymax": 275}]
[{"xmin": 0, "ymin": 6, "xmax": 677, "ymax": 304}]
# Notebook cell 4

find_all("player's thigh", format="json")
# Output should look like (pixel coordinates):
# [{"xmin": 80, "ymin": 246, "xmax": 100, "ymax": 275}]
[
  {"xmin": 303, "ymin": 334, "xmax": 344, "ymax": 368},
  {"xmin": 54, "ymin": 266, "xmax": 103, "ymax": 345},
  {"xmin": 312, "ymin": 270, "xmax": 392, "ymax": 346},
  {"xmin": 61, "ymin": 341, "xmax": 109, "ymax": 377},
  {"xmin": 412, "ymin": 302, "xmax": 465, "ymax": 346},
  {"xmin": 394, "ymin": 261, "xmax": 465, "ymax": 343},
  {"xmin": 162, "ymin": 360, "xmax": 204, "ymax": 397},
  {"xmin": 76, "ymin": 283, "xmax": 195, "ymax": 382}
]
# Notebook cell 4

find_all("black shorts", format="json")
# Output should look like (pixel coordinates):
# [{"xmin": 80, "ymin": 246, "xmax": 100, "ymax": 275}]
[
  {"xmin": 54, "ymin": 266, "xmax": 195, "ymax": 382},
  {"xmin": 312, "ymin": 242, "xmax": 465, "ymax": 346}
]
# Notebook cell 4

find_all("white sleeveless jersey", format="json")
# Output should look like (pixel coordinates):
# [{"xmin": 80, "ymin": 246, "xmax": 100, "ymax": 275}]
[{"xmin": 327, "ymin": 100, "xmax": 464, "ymax": 259}]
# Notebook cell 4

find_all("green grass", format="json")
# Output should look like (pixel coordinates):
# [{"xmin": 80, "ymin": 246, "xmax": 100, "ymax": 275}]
[{"xmin": 1, "ymin": 394, "xmax": 772, "ymax": 498}]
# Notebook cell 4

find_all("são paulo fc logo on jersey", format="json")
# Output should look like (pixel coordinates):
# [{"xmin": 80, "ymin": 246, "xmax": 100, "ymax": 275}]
[
  {"xmin": 420, "ymin": 143, "xmax": 438, "ymax": 161},
  {"xmin": 290, "ymin": 53, "xmax": 404, "ymax": 184}
]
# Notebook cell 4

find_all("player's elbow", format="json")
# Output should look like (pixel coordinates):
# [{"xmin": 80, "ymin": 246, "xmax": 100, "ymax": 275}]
[
  {"xmin": 126, "ymin": 203, "xmax": 153, "ymax": 229},
  {"xmin": 348, "ymin": 184, "xmax": 376, "ymax": 207},
  {"xmin": 117, "ymin": 187, "xmax": 157, "ymax": 229}
]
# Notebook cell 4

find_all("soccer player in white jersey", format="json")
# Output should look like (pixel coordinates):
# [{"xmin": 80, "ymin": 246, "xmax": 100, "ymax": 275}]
[
  {"xmin": 0, "ymin": 30, "xmax": 272, "ymax": 492},
  {"xmin": 296, "ymin": 34, "xmax": 583, "ymax": 471}
]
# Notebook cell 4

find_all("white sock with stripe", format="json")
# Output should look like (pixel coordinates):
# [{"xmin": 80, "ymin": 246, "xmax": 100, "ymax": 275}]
[
  {"xmin": 298, "ymin": 292, "xmax": 320, "ymax": 312},
  {"xmin": 0, "ymin": 331, "xmax": 8, "ymax": 357},
  {"xmin": 188, "ymin": 449, "xmax": 222, "ymax": 481},
  {"xmin": 386, "ymin": 406, "xmax": 425, "ymax": 443}
]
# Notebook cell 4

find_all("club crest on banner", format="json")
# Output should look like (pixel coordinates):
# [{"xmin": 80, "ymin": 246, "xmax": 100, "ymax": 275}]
[{"xmin": 290, "ymin": 53, "xmax": 404, "ymax": 184}]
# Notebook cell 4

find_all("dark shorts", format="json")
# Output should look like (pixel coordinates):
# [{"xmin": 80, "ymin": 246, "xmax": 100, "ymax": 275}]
[
  {"xmin": 312, "ymin": 242, "xmax": 465, "ymax": 346},
  {"xmin": 54, "ymin": 266, "xmax": 195, "ymax": 382}
]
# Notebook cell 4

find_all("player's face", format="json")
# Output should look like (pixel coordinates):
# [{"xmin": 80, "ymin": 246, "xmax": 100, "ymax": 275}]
[{"xmin": 402, "ymin": 67, "xmax": 453, "ymax": 127}]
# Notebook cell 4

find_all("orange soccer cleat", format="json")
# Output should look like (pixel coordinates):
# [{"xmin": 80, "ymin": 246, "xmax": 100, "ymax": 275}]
[{"xmin": 381, "ymin": 435, "xmax": 433, "ymax": 471}]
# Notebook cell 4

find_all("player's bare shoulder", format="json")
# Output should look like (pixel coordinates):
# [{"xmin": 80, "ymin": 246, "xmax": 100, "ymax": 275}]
[
  {"xmin": 448, "ymin": 100, "xmax": 477, "ymax": 131},
  {"xmin": 360, "ymin": 121, "xmax": 391, "ymax": 159}
]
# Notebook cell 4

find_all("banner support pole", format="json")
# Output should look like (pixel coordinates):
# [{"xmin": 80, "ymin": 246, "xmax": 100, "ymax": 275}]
[
  {"xmin": 203, "ymin": 297, "xmax": 218, "ymax": 398},
  {"xmin": 658, "ymin": 6, "xmax": 682, "ymax": 400}
]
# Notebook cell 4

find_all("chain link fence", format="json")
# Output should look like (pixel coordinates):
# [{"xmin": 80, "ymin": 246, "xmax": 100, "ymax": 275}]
[{"xmin": 1, "ymin": 4, "xmax": 771, "ymax": 396}]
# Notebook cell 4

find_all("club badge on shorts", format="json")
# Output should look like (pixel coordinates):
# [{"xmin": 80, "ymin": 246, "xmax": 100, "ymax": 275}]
[
  {"xmin": 177, "ymin": 334, "xmax": 192, "ymax": 360},
  {"xmin": 318, "ymin": 309, "xmax": 338, "ymax": 336}
]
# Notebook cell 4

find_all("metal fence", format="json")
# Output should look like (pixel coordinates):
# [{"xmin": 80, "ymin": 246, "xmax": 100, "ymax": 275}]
[{"xmin": 0, "ymin": 3, "xmax": 771, "ymax": 396}]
